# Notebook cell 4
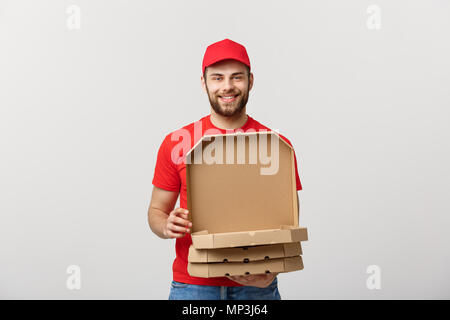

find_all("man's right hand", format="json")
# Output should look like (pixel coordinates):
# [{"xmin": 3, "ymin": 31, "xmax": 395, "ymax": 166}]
[{"xmin": 163, "ymin": 208, "xmax": 192, "ymax": 239}]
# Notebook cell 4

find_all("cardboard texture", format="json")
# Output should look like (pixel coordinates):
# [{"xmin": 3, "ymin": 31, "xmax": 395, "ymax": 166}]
[
  {"xmin": 187, "ymin": 256, "xmax": 304, "ymax": 278},
  {"xmin": 191, "ymin": 226, "xmax": 308, "ymax": 249},
  {"xmin": 186, "ymin": 131, "xmax": 308, "ymax": 249},
  {"xmin": 188, "ymin": 242, "xmax": 303, "ymax": 263}
]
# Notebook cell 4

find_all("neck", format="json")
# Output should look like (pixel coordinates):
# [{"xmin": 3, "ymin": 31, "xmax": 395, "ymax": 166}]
[{"xmin": 210, "ymin": 108, "xmax": 248, "ymax": 130}]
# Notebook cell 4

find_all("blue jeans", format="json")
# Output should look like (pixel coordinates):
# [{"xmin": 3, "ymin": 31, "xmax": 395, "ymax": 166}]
[{"xmin": 168, "ymin": 277, "xmax": 281, "ymax": 300}]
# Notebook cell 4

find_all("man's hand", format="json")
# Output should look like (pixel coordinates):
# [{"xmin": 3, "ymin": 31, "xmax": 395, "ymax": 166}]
[
  {"xmin": 227, "ymin": 272, "xmax": 279, "ymax": 288},
  {"xmin": 163, "ymin": 208, "xmax": 192, "ymax": 239}
]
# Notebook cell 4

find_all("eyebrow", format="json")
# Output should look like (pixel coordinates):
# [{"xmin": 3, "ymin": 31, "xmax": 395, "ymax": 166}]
[{"xmin": 209, "ymin": 72, "xmax": 245, "ymax": 77}]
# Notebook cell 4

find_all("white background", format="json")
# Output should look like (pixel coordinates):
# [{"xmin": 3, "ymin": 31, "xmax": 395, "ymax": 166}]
[{"xmin": 0, "ymin": 0, "xmax": 449, "ymax": 299}]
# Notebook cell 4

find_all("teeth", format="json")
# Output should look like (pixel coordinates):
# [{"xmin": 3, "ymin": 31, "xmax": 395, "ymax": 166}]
[{"xmin": 222, "ymin": 96, "xmax": 235, "ymax": 99}]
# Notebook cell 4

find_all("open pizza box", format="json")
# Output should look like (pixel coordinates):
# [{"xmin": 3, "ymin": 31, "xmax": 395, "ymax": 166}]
[{"xmin": 186, "ymin": 131, "xmax": 308, "ymax": 249}]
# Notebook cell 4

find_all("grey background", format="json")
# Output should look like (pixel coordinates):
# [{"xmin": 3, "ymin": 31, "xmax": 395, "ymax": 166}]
[{"xmin": 1, "ymin": 0, "xmax": 449, "ymax": 299}]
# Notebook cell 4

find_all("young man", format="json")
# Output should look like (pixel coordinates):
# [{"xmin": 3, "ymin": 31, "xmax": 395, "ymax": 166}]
[{"xmin": 148, "ymin": 39, "xmax": 303, "ymax": 300}]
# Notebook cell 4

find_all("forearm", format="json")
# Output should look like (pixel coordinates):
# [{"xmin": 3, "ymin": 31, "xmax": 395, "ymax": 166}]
[{"xmin": 148, "ymin": 208, "xmax": 170, "ymax": 239}]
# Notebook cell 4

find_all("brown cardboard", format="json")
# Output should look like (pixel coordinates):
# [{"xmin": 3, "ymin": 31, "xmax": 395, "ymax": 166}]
[
  {"xmin": 191, "ymin": 226, "xmax": 308, "ymax": 249},
  {"xmin": 186, "ymin": 131, "xmax": 308, "ymax": 249},
  {"xmin": 187, "ymin": 256, "xmax": 303, "ymax": 278},
  {"xmin": 188, "ymin": 242, "xmax": 303, "ymax": 263}
]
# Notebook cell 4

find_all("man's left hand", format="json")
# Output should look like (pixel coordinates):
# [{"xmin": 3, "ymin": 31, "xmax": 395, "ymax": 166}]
[{"xmin": 226, "ymin": 272, "xmax": 279, "ymax": 288}]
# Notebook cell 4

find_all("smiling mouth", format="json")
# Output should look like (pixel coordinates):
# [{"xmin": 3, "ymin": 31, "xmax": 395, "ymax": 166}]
[{"xmin": 219, "ymin": 94, "xmax": 239, "ymax": 103}]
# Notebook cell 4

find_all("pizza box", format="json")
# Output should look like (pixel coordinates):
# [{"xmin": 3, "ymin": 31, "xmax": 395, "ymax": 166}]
[
  {"xmin": 187, "ymin": 256, "xmax": 304, "ymax": 278},
  {"xmin": 186, "ymin": 131, "xmax": 308, "ymax": 249},
  {"xmin": 188, "ymin": 242, "xmax": 302, "ymax": 263}
]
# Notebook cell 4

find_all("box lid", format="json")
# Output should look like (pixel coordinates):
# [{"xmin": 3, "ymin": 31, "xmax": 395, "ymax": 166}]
[{"xmin": 186, "ymin": 131, "xmax": 300, "ymax": 234}]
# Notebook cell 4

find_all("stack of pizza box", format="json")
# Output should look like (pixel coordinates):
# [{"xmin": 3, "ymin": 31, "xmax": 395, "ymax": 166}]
[{"xmin": 185, "ymin": 131, "xmax": 309, "ymax": 278}]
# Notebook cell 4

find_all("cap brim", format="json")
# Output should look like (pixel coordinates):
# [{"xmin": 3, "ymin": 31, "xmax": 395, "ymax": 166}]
[{"xmin": 204, "ymin": 56, "xmax": 250, "ymax": 73}]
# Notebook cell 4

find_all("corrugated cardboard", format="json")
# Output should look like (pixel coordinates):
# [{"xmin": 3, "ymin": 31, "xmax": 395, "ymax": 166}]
[
  {"xmin": 188, "ymin": 242, "xmax": 302, "ymax": 263},
  {"xmin": 191, "ymin": 226, "xmax": 308, "ymax": 249},
  {"xmin": 186, "ymin": 131, "xmax": 308, "ymax": 249},
  {"xmin": 187, "ymin": 256, "xmax": 303, "ymax": 278}
]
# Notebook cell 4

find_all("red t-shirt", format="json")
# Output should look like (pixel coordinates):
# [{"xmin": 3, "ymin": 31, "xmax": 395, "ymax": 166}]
[{"xmin": 152, "ymin": 114, "xmax": 303, "ymax": 286}]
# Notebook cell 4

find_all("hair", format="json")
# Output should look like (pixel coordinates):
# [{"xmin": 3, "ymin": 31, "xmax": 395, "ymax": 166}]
[{"xmin": 203, "ymin": 65, "xmax": 250, "ymax": 81}]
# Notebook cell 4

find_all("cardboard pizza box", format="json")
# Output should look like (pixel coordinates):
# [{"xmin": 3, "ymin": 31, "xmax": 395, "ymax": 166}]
[
  {"xmin": 186, "ymin": 131, "xmax": 308, "ymax": 249},
  {"xmin": 187, "ymin": 256, "xmax": 303, "ymax": 278},
  {"xmin": 188, "ymin": 242, "xmax": 302, "ymax": 263}
]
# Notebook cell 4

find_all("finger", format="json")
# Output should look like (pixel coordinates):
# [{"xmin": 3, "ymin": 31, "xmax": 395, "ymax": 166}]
[
  {"xmin": 244, "ymin": 275, "xmax": 260, "ymax": 282},
  {"xmin": 166, "ymin": 230, "xmax": 186, "ymax": 239},
  {"xmin": 253, "ymin": 273, "xmax": 272, "ymax": 280},
  {"xmin": 170, "ymin": 216, "xmax": 192, "ymax": 228},
  {"xmin": 178, "ymin": 213, "xmax": 190, "ymax": 220},
  {"xmin": 227, "ymin": 278, "xmax": 248, "ymax": 286},
  {"xmin": 234, "ymin": 275, "xmax": 256, "ymax": 281},
  {"xmin": 228, "ymin": 274, "xmax": 270, "ymax": 287},
  {"xmin": 230, "ymin": 273, "xmax": 274, "ymax": 280},
  {"xmin": 171, "ymin": 209, "xmax": 191, "ymax": 226},
  {"xmin": 169, "ymin": 223, "xmax": 190, "ymax": 234},
  {"xmin": 235, "ymin": 274, "xmax": 260, "ymax": 281},
  {"xmin": 168, "ymin": 212, "xmax": 185, "ymax": 222},
  {"xmin": 169, "ymin": 223, "xmax": 190, "ymax": 233},
  {"xmin": 257, "ymin": 274, "xmax": 272, "ymax": 281},
  {"xmin": 227, "ymin": 276, "xmax": 252, "ymax": 285},
  {"xmin": 171, "ymin": 208, "xmax": 189, "ymax": 217}
]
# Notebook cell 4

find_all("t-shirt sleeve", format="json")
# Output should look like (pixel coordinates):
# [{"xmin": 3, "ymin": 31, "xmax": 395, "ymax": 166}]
[
  {"xmin": 293, "ymin": 150, "xmax": 303, "ymax": 191},
  {"xmin": 152, "ymin": 134, "xmax": 181, "ymax": 192},
  {"xmin": 277, "ymin": 133, "xmax": 303, "ymax": 191}
]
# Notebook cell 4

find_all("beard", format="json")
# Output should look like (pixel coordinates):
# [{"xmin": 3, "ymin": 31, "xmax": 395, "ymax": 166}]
[{"xmin": 206, "ymin": 82, "xmax": 250, "ymax": 117}]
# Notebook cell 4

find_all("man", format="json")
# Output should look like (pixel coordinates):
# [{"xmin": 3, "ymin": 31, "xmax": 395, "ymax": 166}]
[{"xmin": 148, "ymin": 39, "xmax": 303, "ymax": 300}]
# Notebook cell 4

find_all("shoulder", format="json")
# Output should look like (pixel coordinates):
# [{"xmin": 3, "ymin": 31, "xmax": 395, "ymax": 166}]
[
  {"xmin": 161, "ymin": 116, "xmax": 206, "ymax": 146},
  {"xmin": 250, "ymin": 116, "xmax": 294, "ymax": 147},
  {"xmin": 277, "ymin": 133, "xmax": 293, "ymax": 148}
]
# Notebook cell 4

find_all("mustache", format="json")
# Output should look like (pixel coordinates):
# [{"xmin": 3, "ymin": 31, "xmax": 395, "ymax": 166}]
[{"xmin": 217, "ymin": 93, "xmax": 239, "ymax": 97}]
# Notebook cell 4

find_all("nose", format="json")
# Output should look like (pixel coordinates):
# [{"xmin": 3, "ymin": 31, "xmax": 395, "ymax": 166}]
[{"xmin": 220, "ymin": 77, "xmax": 235, "ymax": 94}]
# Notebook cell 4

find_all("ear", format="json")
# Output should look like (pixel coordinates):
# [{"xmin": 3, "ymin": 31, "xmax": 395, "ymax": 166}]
[
  {"xmin": 248, "ymin": 72, "xmax": 254, "ymax": 91},
  {"xmin": 201, "ymin": 74, "xmax": 207, "ymax": 93}
]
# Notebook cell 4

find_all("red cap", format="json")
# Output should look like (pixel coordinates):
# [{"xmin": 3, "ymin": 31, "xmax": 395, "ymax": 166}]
[{"xmin": 202, "ymin": 39, "xmax": 251, "ymax": 74}]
